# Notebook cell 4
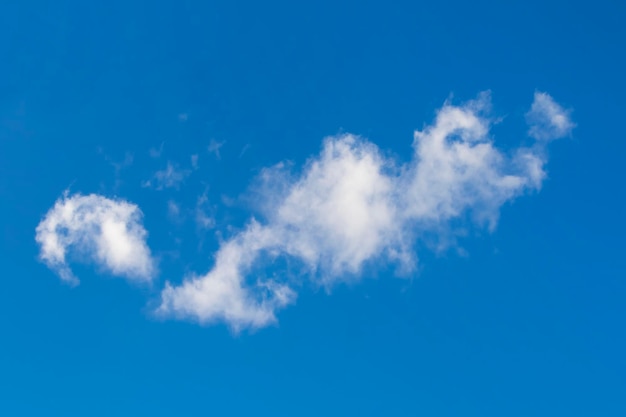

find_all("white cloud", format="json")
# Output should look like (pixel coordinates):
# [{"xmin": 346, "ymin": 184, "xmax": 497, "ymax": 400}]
[
  {"xmin": 157, "ymin": 91, "xmax": 573, "ymax": 331},
  {"xmin": 526, "ymin": 91, "xmax": 575, "ymax": 140},
  {"xmin": 159, "ymin": 222, "xmax": 295, "ymax": 331},
  {"xmin": 35, "ymin": 192, "xmax": 156, "ymax": 286},
  {"xmin": 267, "ymin": 136, "xmax": 400, "ymax": 279},
  {"xmin": 143, "ymin": 162, "xmax": 191, "ymax": 190}
]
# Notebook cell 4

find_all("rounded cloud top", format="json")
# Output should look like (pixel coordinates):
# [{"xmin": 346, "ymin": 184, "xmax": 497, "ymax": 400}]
[
  {"xmin": 35, "ymin": 91, "xmax": 575, "ymax": 332},
  {"xmin": 35, "ymin": 192, "xmax": 157, "ymax": 285}
]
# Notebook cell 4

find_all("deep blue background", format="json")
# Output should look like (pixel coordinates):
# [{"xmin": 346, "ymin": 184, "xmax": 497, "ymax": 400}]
[{"xmin": 1, "ymin": 1, "xmax": 625, "ymax": 415}]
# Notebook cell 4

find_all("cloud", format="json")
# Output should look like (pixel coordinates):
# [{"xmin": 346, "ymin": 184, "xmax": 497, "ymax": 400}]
[
  {"xmin": 157, "ymin": 91, "xmax": 573, "ymax": 331},
  {"xmin": 159, "ymin": 222, "xmax": 295, "ymax": 331},
  {"xmin": 167, "ymin": 200, "xmax": 182, "ymax": 221},
  {"xmin": 35, "ymin": 192, "xmax": 156, "ymax": 286},
  {"xmin": 143, "ymin": 162, "xmax": 191, "ymax": 190},
  {"xmin": 149, "ymin": 142, "xmax": 164, "ymax": 158},
  {"xmin": 239, "ymin": 143, "xmax": 251, "ymax": 158},
  {"xmin": 195, "ymin": 190, "xmax": 215, "ymax": 230},
  {"xmin": 526, "ymin": 91, "xmax": 575, "ymax": 140},
  {"xmin": 207, "ymin": 139, "xmax": 225, "ymax": 159},
  {"xmin": 98, "ymin": 150, "xmax": 133, "ymax": 190}
]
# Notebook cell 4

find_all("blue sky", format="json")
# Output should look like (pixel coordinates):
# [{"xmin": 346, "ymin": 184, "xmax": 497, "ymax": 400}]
[{"xmin": 1, "ymin": 0, "xmax": 626, "ymax": 415}]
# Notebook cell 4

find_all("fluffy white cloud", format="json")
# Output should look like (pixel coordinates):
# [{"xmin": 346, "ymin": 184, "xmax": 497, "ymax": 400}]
[
  {"xmin": 157, "ymin": 91, "xmax": 573, "ymax": 331},
  {"xmin": 159, "ymin": 222, "xmax": 295, "ymax": 331},
  {"xmin": 526, "ymin": 91, "xmax": 575, "ymax": 140},
  {"xmin": 35, "ymin": 193, "xmax": 156, "ymax": 285}
]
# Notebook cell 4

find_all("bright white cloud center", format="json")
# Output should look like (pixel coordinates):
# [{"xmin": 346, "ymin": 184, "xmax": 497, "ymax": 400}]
[
  {"xmin": 35, "ymin": 91, "xmax": 574, "ymax": 332},
  {"xmin": 35, "ymin": 193, "xmax": 156, "ymax": 285},
  {"xmin": 157, "ymin": 91, "xmax": 575, "ymax": 331}
]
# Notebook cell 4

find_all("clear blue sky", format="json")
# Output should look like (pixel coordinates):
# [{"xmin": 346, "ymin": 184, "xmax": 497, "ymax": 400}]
[{"xmin": 1, "ymin": 1, "xmax": 625, "ymax": 415}]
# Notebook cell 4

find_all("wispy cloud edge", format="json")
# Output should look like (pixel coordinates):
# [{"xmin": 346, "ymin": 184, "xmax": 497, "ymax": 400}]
[
  {"xmin": 35, "ymin": 192, "xmax": 157, "ymax": 285},
  {"xmin": 156, "ymin": 91, "xmax": 574, "ymax": 331}
]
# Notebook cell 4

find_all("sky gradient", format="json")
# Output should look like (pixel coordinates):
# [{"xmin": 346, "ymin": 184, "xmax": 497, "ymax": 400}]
[{"xmin": 1, "ymin": 1, "xmax": 626, "ymax": 416}]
